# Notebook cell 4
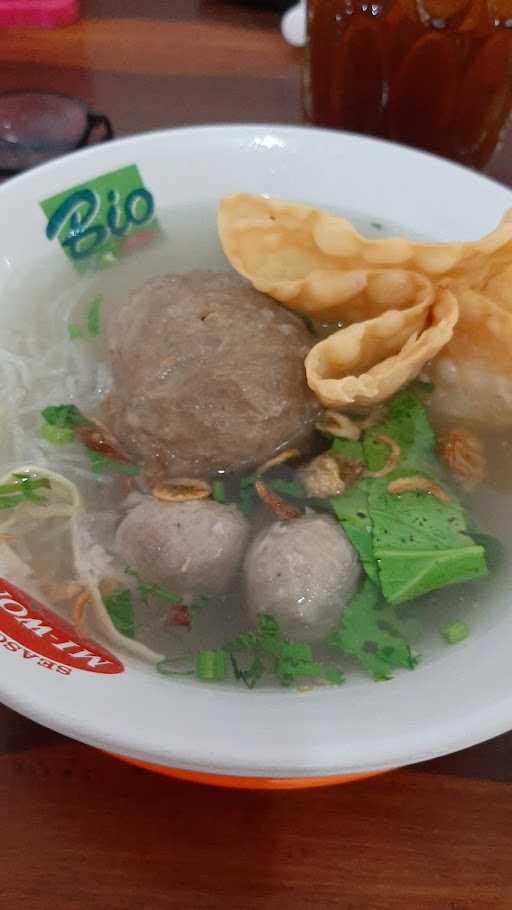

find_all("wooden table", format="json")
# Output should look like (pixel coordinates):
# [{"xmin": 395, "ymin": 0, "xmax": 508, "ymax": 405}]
[{"xmin": 1, "ymin": 3, "xmax": 512, "ymax": 907}]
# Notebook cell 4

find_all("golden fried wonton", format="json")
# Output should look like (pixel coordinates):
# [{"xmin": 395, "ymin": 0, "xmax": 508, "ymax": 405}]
[{"xmin": 218, "ymin": 194, "xmax": 512, "ymax": 423}]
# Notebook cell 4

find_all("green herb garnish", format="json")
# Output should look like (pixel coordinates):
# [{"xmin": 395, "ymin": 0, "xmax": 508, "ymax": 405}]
[
  {"xmin": 86, "ymin": 295, "xmax": 102, "ymax": 337},
  {"xmin": 225, "ymin": 613, "xmax": 345, "ymax": 689},
  {"xmin": 102, "ymin": 589, "xmax": 135, "ymax": 638},
  {"xmin": 212, "ymin": 480, "xmax": 226, "ymax": 503},
  {"xmin": 371, "ymin": 221, "xmax": 383, "ymax": 230},
  {"xmin": 41, "ymin": 422, "xmax": 74, "ymax": 445},
  {"xmin": 67, "ymin": 322, "xmax": 83, "ymax": 340},
  {"xmin": 441, "ymin": 621, "xmax": 469, "ymax": 645},
  {"xmin": 41, "ymin": 403, "xmax": 91, "ymax": 430},
  {"xmin": 87, "ymin": 449, "xmax": 140, "ymax": 477},
  {"xmin": 329, "ymin": 578, "xmax": 417, "ymax": 680},
  {"xmin": 0, "ymin": 473, "xmax": 51, "ymax": 510}
]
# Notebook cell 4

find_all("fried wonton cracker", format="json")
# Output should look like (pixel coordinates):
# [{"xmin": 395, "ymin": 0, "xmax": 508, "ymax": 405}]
[
  {"xmin": 218, "ymin": 195, "xmax": 512, "ymax": 310},
  {"xmin": 306, "ymin": 287, "xmax": 458, "ymax": 409}
]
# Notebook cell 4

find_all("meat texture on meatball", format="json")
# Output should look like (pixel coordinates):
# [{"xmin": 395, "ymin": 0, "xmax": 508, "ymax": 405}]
[
  {"xmin": 114, "ymin": 498, "xmax": 250, "ymax": 600},
  {"xmin": 106, "ymin": 271, "xmax": 319, "ymax": 482},
  {"xmin": 244, "ymin": 513, "xmax": 361, "ymax": 642}
]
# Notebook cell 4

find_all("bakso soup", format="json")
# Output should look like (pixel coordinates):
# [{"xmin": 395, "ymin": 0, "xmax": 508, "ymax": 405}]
[{"xmin": 0, "ymin": 193, "xmax": 508, "ymax": 690}]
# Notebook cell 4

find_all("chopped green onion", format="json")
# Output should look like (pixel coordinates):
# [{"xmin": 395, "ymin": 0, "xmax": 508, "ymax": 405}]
[
  {"xmin": 371, "ymin": 221, "xmax": 383, "ymax": 230},
  {"xmin": 87, "ymin": 295, "xmax": 102, "ymax": 337},
  {"xmin": 212, "ymin": 480, "xmax": 226, "ymax": 503},
  {"xmin": 41, "ymin": 422, "xmax": 74, "ymax": 445},
  {"xmin": 102, "ymin": 589, "xmax": 135, "ymax": 638},
  {"xmin": 87, "ymin": 449, "xmax": 140, "ymax": 476},
  {"xmin": 156, "ymin": 657, "xmax": 194, "ymax": 677},
  {"xmin": 195, "ymin": 649, "xmax": 227, "ymax": 681},
  {"xmin": 68, "ymin": 322, "xmax": 83, "ymax": 340},
  {"xmin": 441, "ymin": 621, "xmax": 469, "ymax": 645},
  {"xmin": 0, "ymin": 473, "xmax": 51, "ymax": 509}
]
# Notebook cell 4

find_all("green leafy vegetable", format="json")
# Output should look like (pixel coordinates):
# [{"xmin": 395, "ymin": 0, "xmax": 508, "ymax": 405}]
[
  {"xmin": 212, "ymin": 480, "xmax": 226, "ymax": 503},
  {"xmin": 369, "ymin": 476, "xmax": 487, "ymax": 604},
  {"xmin": 196, "ymin": 649, "xmax": 228, "ymax": 681},
  {"xmin": 41, "ymin": 403, "xmax": 91, "ymax": 430},
  {"xmin": 441, "ymin": 621, "xmax": 469, "ymax": 645},
  {"xmin": 329, "ymin": 578, "xmax": 417, "ymax": 680},
  {"xmin": 67, "ymin": 322, "xmax": 83, "ymax": 340},
  {"xmin": 41, "ymin": 422, "xmax": 74, "ymax": 446},
  {"xmin": 87, "ymin": 449, "xmax": 140, "ymax": 477},
  {"xmin": 102, "ymin": 589, "xmax": 135, "ymax": 638},
  {"xmin": 0, "ymin": 473, "xmax": 51, "ymax": 510},
  {"xmin": 331, "ymin": 480, "xmax": 378, "ymax": 584},
  {"xmin": 331, "ymin": 437, "xmax": 365, "ymax": 460},
  {"xmin": 330, "ymin": 391, "xmax": 488, "ymax": 605},
  {"xmin": 87, "ymin": 295, "xmax": 102, "ymax": 337},
  {"xmin": 362, "ymin": 389, "xmax": 435, "ymax": 474}
]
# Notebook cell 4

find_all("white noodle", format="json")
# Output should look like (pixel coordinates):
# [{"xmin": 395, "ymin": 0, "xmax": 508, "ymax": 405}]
[{"xmin": 0, "ymin": 465, "xmax": 163, "ymax": 665}]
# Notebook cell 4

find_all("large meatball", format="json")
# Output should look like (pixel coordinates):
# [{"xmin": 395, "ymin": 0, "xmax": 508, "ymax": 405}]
[
  {"xmin": 114, "ymin": 498, "xmax": 249, "ymax": 600},
  {"xmin": 244, "ymin": 514, "xmax": 361, "ymax": 642},
  {"xmin": 106, "ymin": 271, "xmax": 319, "ymax": 481}
]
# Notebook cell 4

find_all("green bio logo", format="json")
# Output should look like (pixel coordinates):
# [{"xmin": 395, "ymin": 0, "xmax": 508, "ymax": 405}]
[{"xmin": 40, "ymin": 164, "xmax": 158, "ymax": 269}]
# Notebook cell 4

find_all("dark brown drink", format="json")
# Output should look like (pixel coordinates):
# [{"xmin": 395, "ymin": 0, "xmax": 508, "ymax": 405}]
[{"xmin": 304, "ymin": 0, "xmax": 512, "ymax": 169}]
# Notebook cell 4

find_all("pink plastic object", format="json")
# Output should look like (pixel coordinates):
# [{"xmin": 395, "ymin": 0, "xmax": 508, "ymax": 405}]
[{"xmin": 0, "ymin": 0, "xmax": 79, "ymax": 27}]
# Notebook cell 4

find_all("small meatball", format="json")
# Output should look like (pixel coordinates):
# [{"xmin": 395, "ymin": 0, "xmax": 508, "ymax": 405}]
[
  {"xmin": 244, "ymin": 513, "xmax": 361, "ymax": 642},
  {"xmin": 114, "ymin": 498, "xmax": 249, "ymax": 599}
]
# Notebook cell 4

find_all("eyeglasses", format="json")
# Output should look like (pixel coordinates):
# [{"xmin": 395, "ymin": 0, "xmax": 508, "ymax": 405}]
[{"xmin": 0, "ymin": 91, "xmax": 113, "ymax": 174}]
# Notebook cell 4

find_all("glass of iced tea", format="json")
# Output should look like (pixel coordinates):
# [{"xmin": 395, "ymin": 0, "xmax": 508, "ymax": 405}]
[{"xmin": 304, "ymin": 0, "xmax": 512, "ymax": 170}]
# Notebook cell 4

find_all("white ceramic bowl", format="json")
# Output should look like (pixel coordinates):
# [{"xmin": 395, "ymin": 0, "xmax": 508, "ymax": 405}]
[{"xmin": 1, "ymin": 125, "xmax": 511, "ymax": 783}]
